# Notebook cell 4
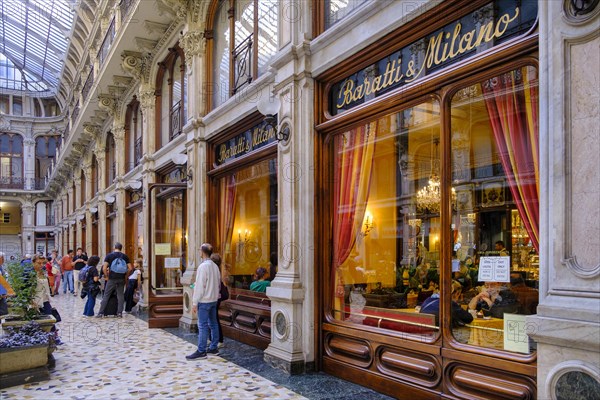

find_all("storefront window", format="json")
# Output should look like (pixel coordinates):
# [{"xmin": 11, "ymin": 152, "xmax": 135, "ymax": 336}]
[
  {"xmin": 153, "ymin": 191, "xmax": 186, "ymax": 294},
  {"xmin": 331, "ymin": 100, "xmax": 441, "ymax": 338},
  {"xmin": 216, "ymin": 158, "xmax": 278, "ymax": 289},
  {"xmin": 449, "ymin": 66, "xmax": 539, "ymax": 354}
]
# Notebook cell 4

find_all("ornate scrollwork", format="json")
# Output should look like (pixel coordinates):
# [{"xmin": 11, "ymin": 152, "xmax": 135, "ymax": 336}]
[
  {"xmin": 565, "ymin": 0, "xmax": 599, "ymax": 21},
  {"xmin": 179, "ymin": 30, "xmax": 205, "ymax": 59},
  {"xmin": 98, "ymin": 94, "xmax": 117, "ymax": 116},
  {"xmin": 140, "ymin": 89, "xmax": 156, "ymax": 110},
  {"xmin": 121, "ymin": 51, "xmax": 146, "ymax": 81}
]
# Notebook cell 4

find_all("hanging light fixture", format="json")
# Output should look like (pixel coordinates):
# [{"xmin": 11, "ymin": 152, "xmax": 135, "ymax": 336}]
[{"xmin": 416, "ymin": 139, "xmax": 455, "ymax": 214}]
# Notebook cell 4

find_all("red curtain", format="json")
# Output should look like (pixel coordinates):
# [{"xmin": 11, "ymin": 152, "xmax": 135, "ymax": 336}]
[
  {"xmin": 482, "ymin": 67, "xmax": 539, "ymax": 251},
  {"xmin": 217, "ymin": 174, "xmax": 237, "ymax": 263},
  {"xmin": 331, "ymin": 121, "xmax": 377, "ymax": 306}
]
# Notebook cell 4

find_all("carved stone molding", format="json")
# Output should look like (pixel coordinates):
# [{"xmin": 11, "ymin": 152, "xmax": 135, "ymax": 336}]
[
  {"xmin": 98, "ymin": 94, "xmax": 117, "ymax": 116},
  {"xmin": 0, "ymin": 116, "xmax": 10, "ymax": 130},
  {"xmin": 113, "ymin": 75, "xmax": 133, "ymax": 87},
  {"xmin": 143, "ymin": 20, "xmax": 169, "ymax": 36},
  {"xmin": 135, "ymin": 37, "xmax": 158, "ymax": 53},
  {"xmin": 121, "ymin": 51, "xmax": 146, "ymax": 81},
  {"xmin": 112, "ymin": 125, "xmax": 125, "ymax": 141},
  {"xmin": 140, "ymin": 89, "xmax": 156, "ymax": 110},
  {"xmin": 564, "ymin": 0, "xmax": 600, "ymax": 23},
  {"xmin": 83, "ymin": 123, "xmax": 101, "ymax": 141},
  {"xmin": 179, "ymin": 30, "xmax": 205, "ymax": 58},
  {"xmin": 157, "ymin": 0, "xmax": 187, "ymax": 20}
]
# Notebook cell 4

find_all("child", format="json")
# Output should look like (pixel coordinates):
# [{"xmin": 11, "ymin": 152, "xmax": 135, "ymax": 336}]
[
  {"xmin": 124, "ymin": 260, "xmax": 142, "ymax": 313},
  {"xmin": 82, "ymin": 256, "xmax": 101, "ymax": 317}
]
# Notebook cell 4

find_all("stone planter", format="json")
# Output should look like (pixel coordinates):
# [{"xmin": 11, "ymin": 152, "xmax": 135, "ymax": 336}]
[
  {"xmin": 0, "ymin": 345, "xmax": 50, "ymax": 389},
  {"xmin": 1, "ymin": 315, "xmax": 56, "ymax": 332}
]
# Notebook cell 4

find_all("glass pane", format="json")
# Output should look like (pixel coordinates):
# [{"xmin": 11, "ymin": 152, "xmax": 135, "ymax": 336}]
[
  {"xmin": 325, "ymin": 0, "xmax": 368, "ymax": 29},
  {"xmin": 330, "ymin": 100, "xmax": 441, "ymax": 339},
  {"xmin": 216, "ymin": 158, "xmax": 278, "ymax": 291},
  {"xmin": 12, "ymin": 135, "xmax": 22, "ymax": 154},
  {"xmin": 235, "ymin": 0, "xmax": 254, "ymax": 48},
  {"xmin": 257, "ymin": 0, "xmax": 278, "ymax": 75},
  {"xmin": 213, "ymin": 0, "xmax": 230, "ymax": 107},
  {"xmin": 152, "ymin": 192, "xmax": 186, "ymax": 295},
  {"xmin": 449, "ymin": 66, "xmax": 539, "ymax": 354}
]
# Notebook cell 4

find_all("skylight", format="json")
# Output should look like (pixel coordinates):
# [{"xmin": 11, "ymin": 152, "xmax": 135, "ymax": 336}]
[{"xmin": 0, "ymin": 0, "xmax": 75, "ymax": 93}]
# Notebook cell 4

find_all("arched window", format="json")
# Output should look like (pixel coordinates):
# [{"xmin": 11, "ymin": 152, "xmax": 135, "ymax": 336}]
[
  {"xmin": 155, "ymin": 44, "xmax": 187, "ymax": 148},
  {"xmin": 0, "ymin": 133, "xmax": 23, "ymax": 189},
  {"xmin": 210, "ymin": 0, "xmax": 278, "ymax": 108},
  {"xmin": 126, "ymin": 96, "xmax": 143, "ymax": 172},
  {"xmin": 35, "ymin": 136, "xmax": 57, "ymax": 188},
  {"xmin": 105, "ymin": 133, "xmax": 116, "ymax": 186},
  {"xmin": 36, "ymin": 201, "xmax": 47, "ymax": 226}
]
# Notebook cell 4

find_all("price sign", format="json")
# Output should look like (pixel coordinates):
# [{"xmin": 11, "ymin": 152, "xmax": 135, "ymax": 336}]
[{"xmin": 478, "ymin": 256, "xmax": 510, "ymax": 282}]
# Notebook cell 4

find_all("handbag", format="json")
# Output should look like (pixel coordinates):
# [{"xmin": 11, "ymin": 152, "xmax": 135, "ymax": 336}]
[
  {"xmin": 51, "ymin": 307, "xmax": 62, "ymax": 323},
  {"xmin": 51, "ymin": 265, "xmax": 60, "ymax": 275},
  {"xmin": 133, "ymin": 290, "xmax": 140, "ymax": 304}
]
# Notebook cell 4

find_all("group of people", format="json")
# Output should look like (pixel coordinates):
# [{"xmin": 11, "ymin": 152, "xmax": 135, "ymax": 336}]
[{"xmin": 0, "ymin": 243, "xmax": 143, "ymax": 322}]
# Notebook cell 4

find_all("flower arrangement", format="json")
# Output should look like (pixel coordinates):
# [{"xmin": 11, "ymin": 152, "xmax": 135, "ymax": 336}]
[
  {"xmin": 5, "ymin": 259, "xmax": 40, "ymax": 320},
  {"xmin": 0, "ymin": 321, "xmax": 53, "ymax": 349}
]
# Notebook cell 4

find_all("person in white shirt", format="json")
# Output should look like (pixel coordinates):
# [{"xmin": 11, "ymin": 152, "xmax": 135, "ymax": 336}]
[{"xmin": 186, "ymin": 243, "xmax": 221, "ymax": 360}]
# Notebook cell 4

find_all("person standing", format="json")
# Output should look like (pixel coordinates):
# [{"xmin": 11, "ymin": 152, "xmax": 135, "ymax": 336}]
[
  {"xmin": 495, "ymin": 240, "xmax": 509, "ymax": 257},
  {"xmin": 72, "ymin": 248, "xmax": 88, "ymax": 297},
  {"xmin": 82, "ymin": 256, "xmax": 101, "ymax": 317},
  {"xmin": 61, "ymin": 249, "xmax": 75, "ymax": 294},
  {"xmin": 124, "ymin": 260, "xmax": 142, "ymax": 313},
  {"xmin": 209, "ymin": 253, "xmax": 228, "ymax": 349},
  {"xmin": 0, "ymin": 252, "xmax": 13, "ymax": 316},
  {"xmin": 45, "ymin": 257, "xmax": 55, "ymax": 296},
  {"xmin": 186, "ymin": 243, "xmax": 221, "ymax": 360},
  {"xmin": 96, "ymin": 243, "xmax": 131, "ymax": 318},
  {"xmin": 50, "ymin": 249, "xmax": 61, "ymax": 295}
]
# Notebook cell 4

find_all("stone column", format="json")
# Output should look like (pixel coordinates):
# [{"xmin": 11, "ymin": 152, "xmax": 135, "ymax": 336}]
[
  {"xmin": 528, "ymin": 2, "xmax": 600, "ymax": 399},
  {"xmin": 139, "ymin": 159, "xmax": 156, "ymax": 309},
  {"xmin": 140, "ymin": 86, "xmax": 156, "ymax": 156},
  {"xmin": 264, "ymin": 77, "xmax": 315, "ymax": 374},
  {"xmin": 75, "ymin": 180, "xmax": 82, "ymax": 248},
  {"xmin": 21, "ymin": 202, "xmax": 35, "ymax": 255},
  {"xmin": 83, "ymin": 166, "xmax": 94, "ymax": 254},
  {"xmin": 23, "ymin": 138, "xmax": 36, "ymax": 190}
]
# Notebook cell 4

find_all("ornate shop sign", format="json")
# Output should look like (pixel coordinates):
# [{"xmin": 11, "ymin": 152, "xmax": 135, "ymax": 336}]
[
  {"xmin": 215, "ymin": 117, "xmax": 277, "ymax": 166},
  {"xmin": 329, "ymin": 1, "xmax": 538, "ymax": 115}
]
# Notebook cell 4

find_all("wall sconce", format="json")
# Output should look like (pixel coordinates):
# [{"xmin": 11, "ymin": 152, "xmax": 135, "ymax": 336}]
[
  {"xmin": 128, "ymin": 180, "xmax": 143, "ymax": 191},
  {"xmin": 171, "ymin": 153, "xmax": 187, "ymax": 166},
  {"xmin": 360, "ymin": 211, "xmax": 374, "ymax": 238},
  {"xmin": 105, "ymin": 195, "xmax": 116, "ymax": 204},
  {"xmin": 257, "ymin": 95, "xmax": 290, "ymax": 142},
  {"xmin": 238, "ymin": 228, "xmax": 251, "ymax": 244},
  {"xmin": 89, "ymin": 207, "xmax": 98, "ymax": 213}
]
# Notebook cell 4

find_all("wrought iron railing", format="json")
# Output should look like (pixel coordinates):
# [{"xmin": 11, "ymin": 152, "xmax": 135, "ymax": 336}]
[
  {"xmin": 33, "ymin": 177, "xmax": 46, "ymax": 190},
  {"xmin": 134, "ymin": 136, "xmax": 143, "ymax": 167},
  {"xmin": 169, "ymin": 101, "xmax": 182, "ymax": 140},
  {"xmin": 82, "ymin": 69, "xmax": 94, "ymax": 102},
  {"xmin": 110, "ymin": 161, "xmax": 116, "ymax": 183},
  {"xmin": 232, "ymin": 34, "xmax": 253, "ymax": 94},
  {"xmin": 98, "ymin": 18, "xmax": 116, "ymax": 67},
  {"xmin": 72, "ymin": 101, "xmax": 80, "ymax": 124},
  {"xmin": 120, "ymin": 0, "xmax": 135, "ymax": 22},
  {"xmin": 46, "ymin": 215, "xmax": 55, "ymax": 226},
  {"xmin": 0, "ymin": 176, "xmax": 25, "ymax": 189}
]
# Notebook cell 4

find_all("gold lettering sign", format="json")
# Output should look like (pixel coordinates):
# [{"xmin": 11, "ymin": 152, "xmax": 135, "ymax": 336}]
[
  {"xmin": 215, "ymin": 120, "xmax": 277, "ymax": 165},
  {"xmin": 331, "ymin": 3, "xmax": 533, "ymax": 114}
]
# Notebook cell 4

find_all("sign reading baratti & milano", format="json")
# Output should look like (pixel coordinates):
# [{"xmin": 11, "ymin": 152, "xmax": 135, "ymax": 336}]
[
  {"xmin": 215, "ymin": 117, "xmax": 277, "ymax": 166},
  {"xmin": 329, "ymin": 1, "xmax": 537, "ymax": 115}
]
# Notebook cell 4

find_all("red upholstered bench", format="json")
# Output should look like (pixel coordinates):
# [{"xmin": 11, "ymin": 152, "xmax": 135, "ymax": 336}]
[{"xmin": 345, "ymin": 305, "xmax": 437, "ymax": 335}]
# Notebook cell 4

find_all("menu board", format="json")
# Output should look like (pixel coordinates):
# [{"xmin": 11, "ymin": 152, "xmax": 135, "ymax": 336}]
[{"xmin": 478, "ymin": 256, "xmax": 510, "ymax": 282}]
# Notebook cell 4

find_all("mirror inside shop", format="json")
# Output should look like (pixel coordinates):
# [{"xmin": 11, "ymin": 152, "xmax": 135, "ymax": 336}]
[{"xmin": 331, "ymin": 67, "xmax": 540, "ymax": 354}]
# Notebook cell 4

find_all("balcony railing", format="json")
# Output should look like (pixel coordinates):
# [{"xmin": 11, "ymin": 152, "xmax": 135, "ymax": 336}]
[
  {"xmin": 72, "ymin": 101, "xmax": 80, "ymax": 125},
  {"xmin": 33, "ymin": 177, "xmax": 47, "ymax": 190},
  {"xmin": 232, "ymin": 33, "xmax": 253, "ymax": 95},
  {"xmin": 98, "ymin": 18, "xmax": 116, "ymax": 67},
  {"xmin": 134, "ymin": 136, "xmax": 143, "ymax": 167},
  {"xmin": 0, "ymin": 176, "xmax": 25, "ymax": 189},
  {"xmin": 82, "ymin": 69, "xmax": 94, "ymax": 102},
  {"xmin": 120, "ymin": 0, "xmax": 135, "ymax": 23},
  {"xmin": 169, "ymin": 101, "xmax": 182, "ymax": 141}
]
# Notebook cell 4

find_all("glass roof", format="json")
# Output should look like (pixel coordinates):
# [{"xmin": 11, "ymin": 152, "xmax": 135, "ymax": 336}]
[{"xmin": 0, "ymin": 0, "xmax": 75, "ymax": 92}]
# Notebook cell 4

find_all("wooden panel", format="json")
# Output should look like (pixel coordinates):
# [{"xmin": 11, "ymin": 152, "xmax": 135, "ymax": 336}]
[
  {"xmin": 323, "ymin": 357, "xmax": 442, "ymax": 400},
  {"xmin": 324, "ymin": 333, "xmax": 372, "ymax": 368},
  {"xmin": 445, "ymin": 361, "xmax": 536, "ymax": 400},
  {"xmin": 148, "ymin": 294, "xmax": 183, "ymax": 328},
  {"xmin": 377, "ymin": 346, "xmax": 441, "ymax": 388},
  {"xmin": 218, "ymin": 296, "xmax": 272, "ymax": 350}
]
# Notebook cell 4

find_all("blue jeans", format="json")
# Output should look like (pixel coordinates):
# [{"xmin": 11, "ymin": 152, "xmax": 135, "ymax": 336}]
[
  {"xmin": 62, "ymin": 271, "xmax": 74, "ymax": 293},
  {"xmin": 83, "ymin": 289, "xmax": 96, "ymax": 316},
  {"xmin": 197, "ymin": 302, "xmax": 219, "ymax": 352}
]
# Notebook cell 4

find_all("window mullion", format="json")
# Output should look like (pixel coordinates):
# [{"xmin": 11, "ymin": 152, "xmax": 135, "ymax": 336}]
[
  {"xmin": 253, "ymin": 0, "xmax": 258, "ymax": 81},
  {"xmin": 228, "ymin": 0, "xmax": 236, "ymax": 97}
]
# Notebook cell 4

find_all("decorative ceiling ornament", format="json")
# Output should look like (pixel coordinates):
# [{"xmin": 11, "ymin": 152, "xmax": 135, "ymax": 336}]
[
  {"xmin": 121, "ymin": 51, "xmax": 146, "ymax": 81},
  {"xmin": 416, "ymin": 139, "xmax": 456, "ymax": 214},
  {"xmin": 98, "ymin": 94, "xmax": 117, "ymax": 116}
]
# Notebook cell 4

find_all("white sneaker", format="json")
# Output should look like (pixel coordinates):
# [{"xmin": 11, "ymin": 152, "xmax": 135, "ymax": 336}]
[{"xmin": 218, "ymin": 342, "xmax": 224, "ymax": 349}]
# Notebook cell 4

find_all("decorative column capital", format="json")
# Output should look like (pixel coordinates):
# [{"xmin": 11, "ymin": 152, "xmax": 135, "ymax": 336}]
[
  {"xmin": 179, "ymin": 30, "xmax": 205, "ymax": 59},
  {"xmin": 98, "ymin": 94, "xmax": 118, "ymax": 117},
  {"xmin": 121, "ymin": 51, "xmax": 146, "ymax": 81}
]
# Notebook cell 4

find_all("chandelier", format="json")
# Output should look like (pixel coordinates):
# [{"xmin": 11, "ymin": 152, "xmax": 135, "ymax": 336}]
[{"xmin": 416, "ymin": 139, "xmax": 456, "ymax": 214}]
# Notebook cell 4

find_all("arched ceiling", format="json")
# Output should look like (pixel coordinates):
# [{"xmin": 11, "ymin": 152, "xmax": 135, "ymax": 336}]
[{"xmin": 0, "ymin": 0, "xmax": 75, "ymax": 94}]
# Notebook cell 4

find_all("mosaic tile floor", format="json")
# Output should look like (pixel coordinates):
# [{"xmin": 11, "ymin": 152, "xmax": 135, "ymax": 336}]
[{"xmin": 0, "ymin": 293, "xmax": 305, "ymax": 400}]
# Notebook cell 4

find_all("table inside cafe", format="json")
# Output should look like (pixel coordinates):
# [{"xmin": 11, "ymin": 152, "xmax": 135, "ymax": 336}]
[{"xmin": 466, "ymin": 316, "xmax": 504, "ymax": 350}]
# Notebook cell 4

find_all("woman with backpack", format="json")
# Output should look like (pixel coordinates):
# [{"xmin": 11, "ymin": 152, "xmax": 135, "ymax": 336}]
[{"xmin": 82, "ymin": 256, "xmax": 101, "ymax": 317}]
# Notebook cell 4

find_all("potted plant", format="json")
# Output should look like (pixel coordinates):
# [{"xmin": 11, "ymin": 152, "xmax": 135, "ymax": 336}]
[
  {"xmin": 0, "ymin": 321, "xmax": 55, "ymax": 389},
  {"xmin": 2, "ymin": 259, "xmax": 55, "ymax": 332}
]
